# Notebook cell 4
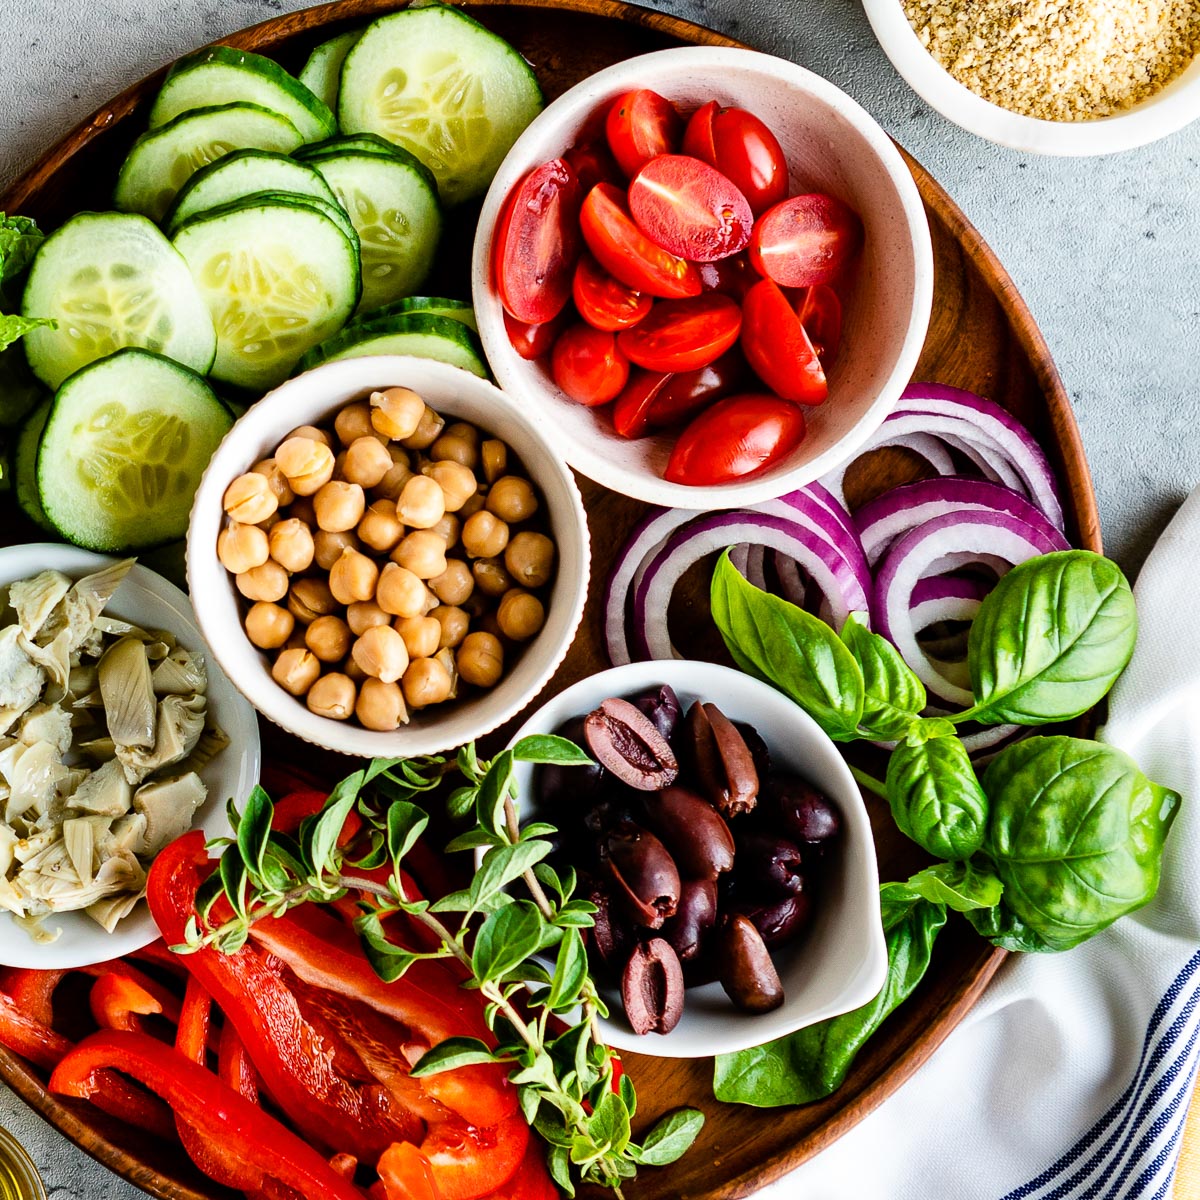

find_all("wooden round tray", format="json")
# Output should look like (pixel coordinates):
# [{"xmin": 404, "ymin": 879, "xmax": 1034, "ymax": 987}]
[{"xmin": 0, "ymin": 2, "xmax": 1100, "ymax": 1198}]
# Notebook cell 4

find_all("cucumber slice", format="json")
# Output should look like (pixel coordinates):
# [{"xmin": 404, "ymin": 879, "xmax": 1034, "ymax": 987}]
[
  {"xmin": 188, "ymin": 189, "xmax": 361, "ymax": 253},
  {"xmin": 295, "ymin": 133, "xmax": 406, "ymax": 162},
  {"xmin": 358, "ymin": 295, "xmax": 477, "ymax": 332},
  {"xmin": 21, "ymin": 212, "xmax": 216, "ymax": 390},
  {"xmin": 338, "ymin": 6, "xmax": 543, "ymax": 206},
  {"xmin": 165, "ymin": 149, "xmax": 337, "ymax": 234},
  {"xmin": 150, "ymin": 46, "xmax": 336, "ymax": 143},
  {"xmin": 299, "ymin": 311, "xmax": 487, "ymax": 377},
  {"xmin": 14, "ymin": 399, "xmax": 54, "ymax": 533},
  {"xmin": 173, "ymin": 197, "xmax": 360, "ymax": 391},
  {"xmin": 114, "ymin": 102, "xmax": 304, "ymax": 222},
  {"xmin": 298, "ymin": 30, "xmax": 362, "ymax": 112},
  {"xmin": 308, "ymin": 150, "xmax": 440, "ymax": 314},
  {"xmin": 37, "ymin": 349, "xmax": 232, "ymax": 552}
]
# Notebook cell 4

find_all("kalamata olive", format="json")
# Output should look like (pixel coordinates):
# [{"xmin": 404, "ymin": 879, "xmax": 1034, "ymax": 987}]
[
  {"xmin": 631, "ymin": 683, "xmax": 682, "ymax": 742},
  {"xmin": 581, "ymin": 787, "xmax": 639, "ymax": 839},
  {"xmin": 642, "ymin": 786, "xmax": 735, "ymax": 879},
  {"xmin": 622, "ymin": 938, "xmax": 685, "ymax": 1035},
  {"xmin": 734, "ymin": 720, "xmax": 771, "ymax": 781},
  {"xmin": 601, "ymin": 821, "xmax": 680, "ymax": 929},
  {"xmin": 735, "ymin": 831, "xmax": 804, "ymax": 897},
  {"xmin": 730, "ymin": 891, "xmax": 812, "ymax": 949},
  {"xmin": 661, "ymin": 877, "xmax": 718, "ymax": 961},
  {"xmin": 772, "ymin": 775, "xmax": 842, "ymax": 855},
  {"xmin": 586, "ymin": 883, "xmax": 632, "ymax": 970},
  {"xmin": 686, "ymin": 702, "xmax": 759, "ymax": 816},
  {"xmin": 537, "ymin": 716, "xmax": 607, "ymax": 809},
  {"xmin": 585, "ymin": 698, "xmax": 679, "ymax": 790},
  {"xmin": 718, "ymin": 915, "xmax": 784, "ymax": 1013}
]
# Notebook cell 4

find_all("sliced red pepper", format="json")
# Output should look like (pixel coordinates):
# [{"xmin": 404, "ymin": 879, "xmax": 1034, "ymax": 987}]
[
  {"xmin": 0, "ymin": 968, "xmax": 68, "ymax": 1027},
  {"xmin": 132, "ymin": 940, "xmax": 189, "ymax": 976},
  {"xmin": 0, "ymin": 988, "xmax": 71, "ymax": 1070},
  {"xmin": 90, "ymin": 973, "xmax": 162, "ymax": 1033},
  {"xmin": 422, "ymin": 1112, "xmax": 529, "ymax": 1200},
  {"xmin": 175, "ymin": 977, "xmax": 210, "ymax": 1063},
  {"xmin": 378, "ymin": 1140, "xmax": 441, "ymax": 1200},
  {"xmin": 478, "ymin": 1140, "xmax": 558, "ymax": 1200},
  {"xmin": 85, "ymin": 960, "xmax": 184, "ymax": 1024},
  {"xmin": 50, "ymin": 1030, "xmax": 366, "ymax": 1200},
  {"xmin": 218, "ymin": 1019, "xmax": 260, "ymax": 1104}
]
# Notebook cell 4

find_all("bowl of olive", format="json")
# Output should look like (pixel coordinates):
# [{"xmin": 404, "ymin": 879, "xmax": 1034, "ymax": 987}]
[{"xmin": 508, "ymin": 659, "xmax": 887, "ymax": 1058}]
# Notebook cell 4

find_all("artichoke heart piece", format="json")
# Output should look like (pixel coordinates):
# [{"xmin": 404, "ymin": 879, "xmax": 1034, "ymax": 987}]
[
  {"xmin": 87, "ymin": 888, "xmax": 146, "ymax": 933},
  {"xmin": 134, "ymin": 771, "xmax": 207, "ymax": 857},
  {"xmin": 38, "ymin": 559, "xmax": 135, "ymax": 655},
  {"xmin": 18, "ymin": 703, "xmax": 73, "ymax": 757},
  {"xmin": 100, "ymin": 636, "xmax": 157, "ymax": 749},
  {"xmin": 63, "ymin": 815, "xmax": 111, "ymax": 887},
  {"xmin": 9, "ymin": 571, "xmax": 72, "ymax": 640},
  {"xmin": 3, "ymin": 740, "xmax": 68, "ymax": 825},
  {"xmin": 0, "ymin": 626, "xmax": 45, "ymax": 734},
  {"xmin": 102, "ymin": 812, "xmax": 147, "ymax": 859},
  {"xmin": 152, "ymin": 647, "xmax": 208, "ymax": 697},
  {"xmin": 116, "ymin": 694, "xmax": 206, "ymax": 786},
  {"xmin": 69, "ymin": 759, "xmax": 132, "ymax": 818}
]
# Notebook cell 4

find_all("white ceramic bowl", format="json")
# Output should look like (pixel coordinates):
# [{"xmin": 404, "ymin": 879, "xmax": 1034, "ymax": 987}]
[
  {"xmin": 0, "ymin": 544, "xmax": 260, "ymax": 969},
  {"xmin": 472, "ymin": 46, "xmax": 933, "ymax": 511},
  {"xmin": 508, "ymin": 660, "xmax": 887, "ymax": 1058},
  {"xmin": 187, "ymin": 356, "xmax": 590, "ymax": 758},
  {"xmin": 863, "ymin": 0, "xmax": 1200, "ymax": 155}
]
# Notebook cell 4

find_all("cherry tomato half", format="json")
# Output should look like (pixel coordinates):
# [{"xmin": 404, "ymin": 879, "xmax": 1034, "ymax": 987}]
[
  {"xmin": 605, "ymin": 89, "xmax": 683, "ymax": 178},
  {"xmin": 795, "ymin": 283, "xmax": 843, "ymax": 362},
  {"xmin": 579, "ymin": 183, "xmax": 702, "ymax": 299},
  {"xmin": 749, "ymin": 193, "xmax": 863, "ymax": 289},
  {"xmin": 741, "ymin": 278, "xmax": 827, "ymax": 405},
  {"xmin": 665, "ymin": 393, "xmax": 806, "ymax": 485},
  {"xmin": 681, "ymin": 100, "xmax": 719, "ymax": 164},
  {"xmin": 708, "ymin": 107, "xmax": 789, "ymax": 215},
  {"xmin": 648, "ymin": 346, "xmax": 749, "ymax": 427},
  {"xmin": 551, "ymin": 322, "xmax": 630, "ymax": 406},
  {"xmin": 493, "ymin": 158, "xmax": 583, "ymax": 325},
  {"xmin": 564, "ymin": 139, "xmax": 624, "ymax": 193},
  {"xmin": 572, "ymin": 253, "xmax": 652, "ymax": 331},
  {"xmin": 503, "ymin": 309, "xmax": 570, "ymax": 360},
  {"xmin": 612, "ymin": 369, "xmax": 672, "ymax": 438},
  {"xmin": 627, "ymin": 154, "xmax": 752, "ymax": 263},
  {"xmin": 617, "ymin": 292, "xmax": 742, "ymax": 373},
  {"xmin": 697, "ymin": 251, "xmax": 761, "ymax": 301}
]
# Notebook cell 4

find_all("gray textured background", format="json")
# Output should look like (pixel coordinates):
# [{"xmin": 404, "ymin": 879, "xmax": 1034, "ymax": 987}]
[{"xmin": 1, "ymin": 0, "xmax": 1198, "ymax": 1194}]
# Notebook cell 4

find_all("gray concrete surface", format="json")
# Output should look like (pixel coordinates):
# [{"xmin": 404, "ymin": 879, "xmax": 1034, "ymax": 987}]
[{"xmin": 0, "ymin": 0, "xmax": 1198, "ymax": 1195}]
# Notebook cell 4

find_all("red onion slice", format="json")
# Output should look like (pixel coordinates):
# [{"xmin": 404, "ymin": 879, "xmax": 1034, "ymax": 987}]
[{"xmin": 823, "ymin": 430, "xmax": 958, "ymax": 508}]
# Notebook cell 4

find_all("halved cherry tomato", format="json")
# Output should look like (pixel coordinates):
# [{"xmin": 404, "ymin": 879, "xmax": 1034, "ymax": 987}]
[
  {"xmin": 627, "ymin": 154, "xmax": 752, "ymax": 262},
  {"xmin": 617, "ymin": 293, "xmax": 741, "ymax": 373},
  {"xmin": 612, "ymin": 369, "xmax": 672, "ymax": 438},
  {"xmin": 493, "ymin": 158, "xmax": 583, "ymax": 325},
  {"xmin": 706, "ymin": 106, "xmax": 789, "ymax": 215},
  {"xmin": 551, "ymin": 322, "xmax": 630, "ymax": 405},
  {"xmin": 572, "ymin": 253, "xmax": 652, "ymax": 331},
  {"xmin": 795, "ymin": 283, "xmax": 843, "ymax": 362},
  {"xmin": 741, "ymin": 278, "xmax": 827, "ymax": 404},
  {"xmin": 503, "ymin": 309, "xmax": 570, "ymax": 360},
  {"xmin": 579, "ymin": 183, "xmax": 701, "ymax": 299},
  {"xmin": 749, "ymin": 193, "xmax": 863, "ymax": 288},
  {"xmin": 605, "ymin": 89, "xmax": 682, "ymax": 178},
  {"xmin": 647, "ymin": 346, "xmax": 749, "ymax": 428},
  {"xmin": 697, "ymin": 251, "xmax": 761, "ymax": 301},
  {"xmin": 564, "ymin": 139, "xmax": 624, "ymax": 193},
  {"xmin": 681, "ymin": 100, "xmax": 719, "ymax": 164},
  {"xmin": 665, "ymin": 393, "xmax": 805, "ymax": 485}
]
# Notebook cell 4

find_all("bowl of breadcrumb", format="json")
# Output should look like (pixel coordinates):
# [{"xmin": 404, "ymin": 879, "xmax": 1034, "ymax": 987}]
[{"xmin": 862, "ymin": 0, "xmax": 1200, "ymax": 155}]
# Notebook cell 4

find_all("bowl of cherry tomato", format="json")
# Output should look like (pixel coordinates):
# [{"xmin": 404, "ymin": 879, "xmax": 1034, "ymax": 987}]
[{"xmin": 472, "ymin": 46, "xmax": 934, "ymax": 509}]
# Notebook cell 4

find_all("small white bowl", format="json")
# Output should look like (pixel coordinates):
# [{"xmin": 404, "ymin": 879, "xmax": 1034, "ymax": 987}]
[
  {"xmin": 863, "ymin": 0, "xmax": 1200, "ymax": 155},
  {"xmin": 508, "ymin": 660, "xmax": 887, "ymax": 1058},
  {"xmin": 187, "ymin": 356, "xmax": 590, "ymax": 758},
  {"xmin": 0, "ymin": 544, "xmax": 260, "ymax": 968},
  {"xmin": 472, "ymin": 46, "xmax": 933, "ymax": 511}
]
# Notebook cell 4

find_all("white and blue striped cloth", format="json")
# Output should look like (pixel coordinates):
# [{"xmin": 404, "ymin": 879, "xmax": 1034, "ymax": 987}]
[{"xmin": 766, "ymin": 484, "xmax": 1200, "ymax": 1200}]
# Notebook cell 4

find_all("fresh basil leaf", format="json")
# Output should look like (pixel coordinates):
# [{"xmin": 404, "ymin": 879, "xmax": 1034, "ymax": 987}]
[
  {"xmin": 0, "ymin": 314, "xmax": 54, "ymax": 354},
  {"xmin": 840, "ymin": 612, "xmax": 926, "ymax": 740},
  {"xmin": 0, "ymin": 214, "xmax": 43, "ymax": 283},
  {"xmin": 472, "ymin": 899, "xmax": 546, "ymax": 983},
  {"xmin": 410, "ymin": 1036, "xmax": 497, "ymax": 1076},
  {"xmin": 633, "ymin": 1108, "xmax": 705, "ymax": 1165},
  {"xmin": 980, "ymin": 736, "xmax": 1180, "ymax": 951},
  {"xmin": 385, "ymin": 800, "xmax": 429, "ymax": 872},
  {"xmin": 710, "ymin": 550, "xmax": 864, "ymax": 740},
  {"xmin": 713, "ymin": 882, "xmax": 946, "ymax": 1106},
  {"xmin": 898, "ymin": 860, "xmax": 1003, "ymax": 913},
  {"xmin": 470, "ymin": 839, "xmax": 552, "ymax": 908},
  {"xmin": 885, "ymin": 725, "xmax": 988, "ymax": 860},
  {"xmin": 236, "ymin": 785, "xmax": 274, "ymax": 882},
  {"xmin": 512, "ymin": 734, "xmax": 593, "ymax": 766},
  {"xmin": 476, "ymin": 749, "xmax": 515, "ymax": 835},
  {"xmin": 959, "ymin": 551, "xmax": 1137, "ymax": 726},
  {"xmin": 965, "ymin": 900, "xmax": 1054, "ymax": 952}
]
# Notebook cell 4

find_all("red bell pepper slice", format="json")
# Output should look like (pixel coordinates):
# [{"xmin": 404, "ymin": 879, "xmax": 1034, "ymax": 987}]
[
  {"xmin": 378, "ymin": 1140, "xmax": 441, "ymax": 1200},
  {"xmin": 218, "ymin": 1019, "xmax": 260, "ymax": 1104},
  {"xmin": 175, "ymin": 977, "xmax": 210, "ymax": 1063},
  {"xmin": 0, "ymin": 968, "xmax": 68, "ymax": 1027},
  {"xmin": 50, "ymin": 1030, "xmax": 367, "ymax": 1200},
  {"xmin": 90, "ymin": 973, "xmax": 162, "ymax": 1033},
  {"xmin": 478, "ymin": 1140, "xmax": 558, "ymax": 1200}
]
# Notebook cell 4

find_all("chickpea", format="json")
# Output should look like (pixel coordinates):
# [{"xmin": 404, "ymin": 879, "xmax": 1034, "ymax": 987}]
[
  {"xmin": 402, "ymin": 656, "xmax": 453, "ymax": 709},
  {"xmin": 341, "ymin": 436, "xmax": 393, "ymax": 488},
  {"xmin": 422, "ymin": 460, "xmax": 477, "ymax": 512},
  {"xmin": 307, "ymin": 673, "xmax": 357, "ymax": 721},
  {"xmin": 284, "ymin": 628, "xmax": 307, "ymax": 651},
  {"xmin": 329, "ymin": 547, "xmax": 380, "ymax": 605},
  {"xmin": 223, "ymin": 472, "xmax": 278, "ymax": 524},
  {"xmin": 458, "ymin": 491, "xmax": 487, "ymax": 519},
  {"xmin": 218, "ymin": 521, "xmax": 269, "ymax": 574},
  {"xmin": 288, "ymin": 577, "xmax": 337, "ymax": 625},
  {"xmin": 498, "ymin": 589, "xmax": 545, "ymax": 641},
  {"xmin": 481, "ymin": 439, "xmax": 508, "ymax": 484},
  {"xmin": 434, "ymin": 648, "xmax": 459, "ymax": 699},
  {"xmin": 358, "ymin": 499, "xmax": 404, "ymax": 553},
  {"xmin": 284, "ymin": 424, "xmax": 333, "ymax": 447},
  {"xmin": 244, "ymin": 602, "xmax": 295, "ymax": 650},
  {"xmin": 344, "ymin": 657, "xmax": 369, "ymax": 684},
  {"xmin": 487, "ymin": 476, "xmax": 538, "ymax": 523},
  {"xmin": 400, "ymin": 404, "xmax": 445, "ymax": 450},
  {"xmin": 236, "ymin": 561, "xmax": 289, "ymax": 603},
  {"xmin": 275, "ymin": 437, "xmax": 335, "ymax": 495},
  {"xmin": 314, "ymin": 528, "xmax": 360, "ymax": 572},
  {"xmin": 356, "ymin": 678, "xmax": 408, "ymax": 731},
  {"xmin": 457, "ymin": 631, "xmax": 504, "ymax": 688},
  {"xmin": 272, "ymin": 647, "xmax": 321, "ymax": 696},
  {"xmin": 252, "ymin": 458, "xmax": 295, "ymax": 507},
  {"xmin": 431, "ymin": 426, "xmax": 478, "ymax": 470},
  {"xmin": 269, "ymin": 518, "xmax": 315, "ymax": 573},
  {"xmin": 505, "ymin": 531, "xmax": 556, "ymax": 589},
  {"xmin": 306, "ymin": 614, "xmax": 352, "ymax": 663},
  {"xmin": 314, "ymin": 480, "xmax": 366, "ymax": 533},
  {"xmin": 462, "ymin": 511, "xmax": 510, "ymax": 559},
  {"xmin": 352, "ymin": 624, "xmax": 409, "ymax": 683},
  {"xmin": 430, "ymin": 513, "xmax": 460, "ymax": 550},
  {"xmin": 258, "ymin": 512, "xmax": 281, "ymax": 533},
  {"xmin": 429, "ymin": 558, "xmax": 474, "ymax": 606},
  {"xmin": 395, "ymin": 615, "xmax": 441, "ymax": 660},
  {"xmin": 472, "ymin": 556, "xmax": 514, "ymax": 598},
  {"xmin": 374, "ymin": 458, "xmax": 415, "ymax": 502},
  {"xmin": 431, "ymin": 605, "xmax": 470, "ymax": 650},
  {"xmin": 370, "ymin": 387, "xmax": 425, "ymax": 440},
  {"xmin": 392, "ymin": 530, "xmax": 447, "ymax": 580},
  {"xmin": 332, "ymin": 450, "xmax": 349, "ymax": 481},
  {"xmin": 396, "ymin": 475, "xmax": 446, "ymax": 529},
  {"xmin": 335, "ymin": 402, "xmax": 383, "ymax": 446},
  {"xmin": 289, "ymin": 495, "xmax": 316, "ymax": 526},
  {"xmin": 376, "ymin": 563, "xmax": 431, "ymax": 619},
  {"xmin": 347, "ymin": 600, "xmax": 392, "ymax": 636}
]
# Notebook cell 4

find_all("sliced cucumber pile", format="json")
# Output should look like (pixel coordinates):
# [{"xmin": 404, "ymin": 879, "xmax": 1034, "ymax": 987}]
[
  {"xmin": 299, "ymin": 310, "xmax": 487, "ymax": 377},
  {"xmin": 21, "ymin": 212, "xmax": 216, "ymax": 389},
  {"xmin": 37, "ymin": 349, "xmax": 232, "ymax": 552},
  {"xmin": 338, "ymin": 5, "xmax": 543, "ymax": 205},
  {"xmin": 13, "ymin": 399, "xmax": 54, "ymax": 533},
  {"xmin": 295, "ymin": 132, "xmax": 402, "ymax": 162},
  {"xmin": 298, "ymin": 30, "xmax": 362, "ymax": 111},
  {"xmin": 365, "ymin": 295, "xmax": 478, "ymax": 331}
]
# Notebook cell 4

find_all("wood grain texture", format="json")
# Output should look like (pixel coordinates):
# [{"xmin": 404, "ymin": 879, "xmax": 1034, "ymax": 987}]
[{"xmin": 0, "ymin": 2, "xmax": 1099, "ymax": 1197}]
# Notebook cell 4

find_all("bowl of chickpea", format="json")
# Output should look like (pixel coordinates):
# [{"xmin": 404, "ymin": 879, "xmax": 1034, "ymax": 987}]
[{"xmin": 186, "ymin": 355, "xmax": 591, "ymax": 757}]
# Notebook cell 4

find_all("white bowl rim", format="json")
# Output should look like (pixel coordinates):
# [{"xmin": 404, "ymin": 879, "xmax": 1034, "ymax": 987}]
[
  {"xmin": 862, "ymin": 0, "xmax": 1200, "ymax": 155},
  {"xmin": 472, "ymin": 44, "xmax": 934, "ymax": 511}
]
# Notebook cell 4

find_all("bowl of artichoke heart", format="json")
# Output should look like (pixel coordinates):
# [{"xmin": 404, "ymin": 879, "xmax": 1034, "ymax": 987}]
[{"xmin": 0, "ymin": 545, "xmax": 260, "ymax": 968}]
